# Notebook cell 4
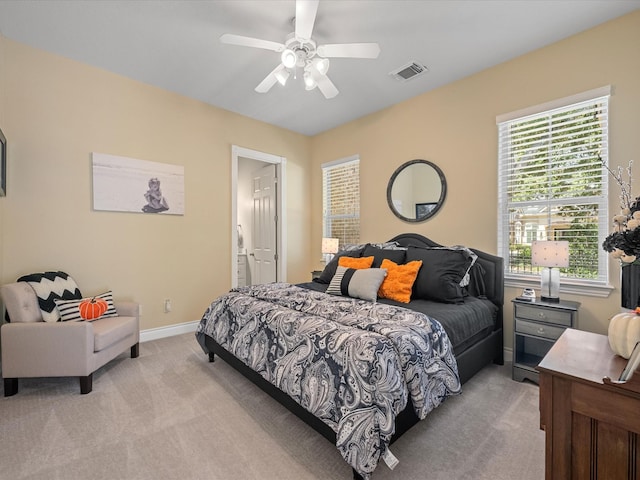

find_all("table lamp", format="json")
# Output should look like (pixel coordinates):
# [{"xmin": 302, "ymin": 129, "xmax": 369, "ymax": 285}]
[
  {"xmin": 531, "ymin": 240, "xmax": 569, "ymax": 303},
  {"xmin": 321, "ymin": 237, "xmax": 339, "ymax": 264}
]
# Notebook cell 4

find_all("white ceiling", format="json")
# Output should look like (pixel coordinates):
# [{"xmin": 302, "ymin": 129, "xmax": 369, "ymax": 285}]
[{"xmin": 0, "ymin": 0, "xmax": 638, "ymax": 136}]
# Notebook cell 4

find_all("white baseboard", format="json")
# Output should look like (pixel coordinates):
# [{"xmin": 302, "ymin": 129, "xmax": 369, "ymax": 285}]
[
  {"xmin": 140, "ymin": 320, "xmax": 199, "ymax": 343},
  {"xmin": 504, "ymin": 347, "xmax": 513, "ymax": 363}
]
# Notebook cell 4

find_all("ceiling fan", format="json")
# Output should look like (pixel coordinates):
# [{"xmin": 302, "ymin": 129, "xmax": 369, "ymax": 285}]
[{"xmin": 220, "ymin": 0, "xmax": 380, "ymax": 99}]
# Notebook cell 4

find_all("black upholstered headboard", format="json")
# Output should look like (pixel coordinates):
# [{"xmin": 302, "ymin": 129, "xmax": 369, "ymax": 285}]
[{"xmin": 388, "ymin": 233, "xmax": 504, "ymax": 322}]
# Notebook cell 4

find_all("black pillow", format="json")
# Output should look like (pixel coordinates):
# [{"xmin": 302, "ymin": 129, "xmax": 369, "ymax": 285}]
[
  {"xmin": 405, "ymin": 246, "xmax": 473, "ymax": 303},
  {"xmin": 315, "ymin": 248, "xmax": 365, "ymax": 284},
  {"xmin": 361, "ymin": 244, "xmax": 406, "ymax": 267}
]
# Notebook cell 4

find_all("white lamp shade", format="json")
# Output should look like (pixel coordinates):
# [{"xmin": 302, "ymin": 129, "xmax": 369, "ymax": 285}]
[
  {"xmin": 313, "ymin": 57, "xmax": 330, "ymax": 75},
  {"xmin": 303, "ymin": 70, "xmax": 316, "ymax": 90},
  {"xmin": 321, "ymin": 237, "xmax": 339, "ymax": 255},
  {"xmin": 281, "ymin": 49, "xmax": 297, "ymax": 68},
  {"xmin": 531, "ymin": 240, "xmax": 569, "ymax": 302},
  {"xmin": 531, "ymin": 241, "xmax": 569, "ymax": 268}
]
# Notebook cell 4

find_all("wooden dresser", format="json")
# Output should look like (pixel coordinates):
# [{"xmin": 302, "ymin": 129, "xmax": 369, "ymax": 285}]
[{"xmin": 537, "ymin": 328, "xmax": 640, "ymax": 479}]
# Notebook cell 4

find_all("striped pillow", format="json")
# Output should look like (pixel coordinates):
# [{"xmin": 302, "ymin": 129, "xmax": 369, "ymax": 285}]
[
  {"xmin": 54, "ymin": 291, "xmax": 119, "ymax": 322},
  {"xmin": 326, "ymin": 266, "xmax": 387, "ymax": 302}
]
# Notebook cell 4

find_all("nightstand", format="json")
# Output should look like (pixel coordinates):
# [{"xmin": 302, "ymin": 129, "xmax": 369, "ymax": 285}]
[{"xmin": 512, "ymin": 298, "xmax": 580, "ymax": 384}]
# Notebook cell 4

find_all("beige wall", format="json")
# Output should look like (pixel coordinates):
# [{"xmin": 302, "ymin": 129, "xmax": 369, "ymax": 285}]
[
  {"xmin": 2, "ymin": 11, "xmax": 639, "ymax": 346},
  {"xmin": 0, "ymin": 36, "xmax": 311, "ymax": 330},
  {"xmin": 311, "ymin": 11, "xmax": 640, "ymax": 348}
]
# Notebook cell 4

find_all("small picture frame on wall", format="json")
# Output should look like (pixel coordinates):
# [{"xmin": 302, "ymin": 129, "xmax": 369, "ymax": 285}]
[{"xmin": 0, "ymin": 127, "xmax": 6, "ymax": 197}]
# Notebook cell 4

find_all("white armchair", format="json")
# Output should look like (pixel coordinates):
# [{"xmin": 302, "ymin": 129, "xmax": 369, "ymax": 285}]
[{"xmin": 1, "ymin": 281, "xmax": 139, "ymax": 396}]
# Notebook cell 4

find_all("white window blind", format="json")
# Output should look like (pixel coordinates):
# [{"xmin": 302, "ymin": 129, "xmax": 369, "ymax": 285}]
[
  {"xmin": 322, "ymin": 156, "xmax": 360, "ymax": 246},
  {"xmin": 497, "ymin": 89, "xmax": 609, "ymax": 285}
]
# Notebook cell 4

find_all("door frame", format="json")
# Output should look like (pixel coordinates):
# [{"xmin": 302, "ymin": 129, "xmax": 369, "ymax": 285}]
[{"xmin": 231, "ymin": 145, "xmax": 287, "ymax": 287}]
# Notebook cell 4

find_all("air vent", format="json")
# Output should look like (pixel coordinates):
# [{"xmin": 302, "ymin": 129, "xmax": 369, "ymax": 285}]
[{"xmin": 389, "ymin": 62, "xmax": 428, "ymax": 82}]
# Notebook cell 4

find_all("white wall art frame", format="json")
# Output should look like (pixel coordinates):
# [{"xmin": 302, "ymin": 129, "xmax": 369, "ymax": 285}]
[{"xmin": 92, "ymin": 153, "xmax": 184, "ymax": 215}]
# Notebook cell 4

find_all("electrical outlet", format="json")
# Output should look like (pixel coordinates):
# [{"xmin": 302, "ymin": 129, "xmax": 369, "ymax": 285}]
[{"xmin": 164, "ymin": 299, "xmax": 172, "ymax": 313}]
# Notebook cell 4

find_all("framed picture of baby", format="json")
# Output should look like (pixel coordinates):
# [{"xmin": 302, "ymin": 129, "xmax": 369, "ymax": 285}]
[{"xmin": 92, "ymin": 153, "xmax": 184, "ymax": 215}]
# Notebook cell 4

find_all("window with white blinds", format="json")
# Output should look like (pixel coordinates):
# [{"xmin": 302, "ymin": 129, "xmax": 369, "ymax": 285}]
[
  {"xmin": 497, "ymin": 87, "xmax": 610, "ymax": 286},
  {"xmin": 322, "ymin": 156, "xmax": 360, "ymax": 247}
]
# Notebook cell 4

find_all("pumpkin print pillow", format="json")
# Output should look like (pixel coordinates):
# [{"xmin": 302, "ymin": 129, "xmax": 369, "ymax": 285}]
[{"xmin": 54, "ymin": 291, "xmax": 119, "ymax": 322}]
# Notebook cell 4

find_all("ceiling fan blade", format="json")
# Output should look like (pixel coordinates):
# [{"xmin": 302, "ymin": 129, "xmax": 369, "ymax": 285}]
[
  {"xmin": 295, "ymin": 0, "xmax": 319, "ymax": 40},
  {"xmin": 220, "ymin": 33, "xmax": 285, "ymax": 52},
  {"xmin": 255, "ymin": 64, "xmax": 285, "ymax": 93},
  {"xmin": 317, "ymin": 43, "xmax": 381, "ymax": 59},
  {"xmin": 315, "ymin": 72, "xmax": 338, "ymax": 99}
]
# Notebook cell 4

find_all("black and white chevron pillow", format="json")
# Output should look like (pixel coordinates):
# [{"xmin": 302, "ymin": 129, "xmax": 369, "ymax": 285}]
[{"xmin": 17, "ymin": 271, "xmax": 82, "ymax": 322}]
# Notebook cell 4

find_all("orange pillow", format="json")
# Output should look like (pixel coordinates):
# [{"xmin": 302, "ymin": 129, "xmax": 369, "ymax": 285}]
[
  {"xmin": 338, "ymin": 256, "xmax": 374, "ymax": 269},
  {"xmin": 378, "ymin": 259, "xmax": 423, "ymax": 303}
]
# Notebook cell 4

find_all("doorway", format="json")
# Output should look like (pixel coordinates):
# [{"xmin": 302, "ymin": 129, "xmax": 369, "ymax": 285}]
[{"xmin": 231, "ymin": 145, "xmax": 287, "ymax": 288}]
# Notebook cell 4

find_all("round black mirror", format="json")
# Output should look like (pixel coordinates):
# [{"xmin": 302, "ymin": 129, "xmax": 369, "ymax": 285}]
[{"xmin": 386, "ymin": 159, "xmax": 447, "ymax": 222}]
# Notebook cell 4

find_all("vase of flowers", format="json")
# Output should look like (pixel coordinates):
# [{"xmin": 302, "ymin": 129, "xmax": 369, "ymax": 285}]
[
  {"xmin": 601, "ymin": 160, "xmax": 640, "ymax": 308},
  {"xmin": 621, "ymin": 264, "xmax": 640, "ymax": 309}
]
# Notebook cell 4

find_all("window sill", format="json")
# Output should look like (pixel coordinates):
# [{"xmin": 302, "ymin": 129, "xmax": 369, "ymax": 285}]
[{"xmin": 505, "ymin": 275, "xmax": 614, "ymax": 298}]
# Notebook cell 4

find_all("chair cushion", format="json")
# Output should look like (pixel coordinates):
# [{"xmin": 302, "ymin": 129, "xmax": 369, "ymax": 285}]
[{"xmin": 92, "ymin": 315, "xmax": 137, "ymax": 352}]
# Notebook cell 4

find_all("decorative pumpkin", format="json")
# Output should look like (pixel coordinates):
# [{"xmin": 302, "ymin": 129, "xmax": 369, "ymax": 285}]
[
  {"xmin": 608, "ymin": 311, "xmax": 640, "ymax": 359},
  {"xmin": 79, "ymin": 297, "xmax": 108, "ymax": 320}
]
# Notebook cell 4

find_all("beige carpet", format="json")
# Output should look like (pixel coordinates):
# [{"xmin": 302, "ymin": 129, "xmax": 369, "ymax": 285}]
[{"xmin": 0, "ymin": 332, "xmax": 544, "ymax": 480}]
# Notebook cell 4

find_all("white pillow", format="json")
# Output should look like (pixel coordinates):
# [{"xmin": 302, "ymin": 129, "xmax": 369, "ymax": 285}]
[{"xmin": 326, "ymin": 266, "xmax": 387, "ymax": 302}]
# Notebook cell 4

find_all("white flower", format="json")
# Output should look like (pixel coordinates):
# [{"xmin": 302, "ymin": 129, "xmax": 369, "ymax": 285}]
[
  {"xmin": 628, "ymin": 219, "xmax": 640, "ymax": 230},
  {"xmin": 602, "ymin": 159, "xmax": 640, "ymax": 266},
  {"xmin": 612, "ymin": 249, "xmax": 625, "ymax": 259}
]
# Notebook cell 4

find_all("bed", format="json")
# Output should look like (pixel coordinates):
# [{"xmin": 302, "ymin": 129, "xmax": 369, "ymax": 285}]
[{"xmin": 196, "ymin": 233, "xmax": 503, "ymax": 479}]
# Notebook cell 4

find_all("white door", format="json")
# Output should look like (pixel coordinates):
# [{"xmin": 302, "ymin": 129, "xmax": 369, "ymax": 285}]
[{"xmin": 252, "ymin": 164, "xmax": 277, "ymax": 284}]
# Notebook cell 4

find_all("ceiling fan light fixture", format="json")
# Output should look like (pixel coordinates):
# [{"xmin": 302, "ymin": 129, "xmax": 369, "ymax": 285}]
[
  {"xmin": 313, "ymin": 57, "xmax": 330, "ymax": 75},
  {"xmin": 281, "ymin": 49, "xmax": 297, "ymax": 68},
  {"xmin": 303, "ymin": 70, "xmax": 317, "ymax": 90},
  {"xmin": 221, "ymin": 0, "xmax": 380, "ymax": 99},
  {"xmin": 275, "ymin": 68, "xmax": 290, "ymax": 86}
]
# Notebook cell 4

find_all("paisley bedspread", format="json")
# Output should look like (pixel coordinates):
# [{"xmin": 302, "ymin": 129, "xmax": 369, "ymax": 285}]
[{"xmin": 196, "ymin": 283, "xmax": 461, "ymax": 478}]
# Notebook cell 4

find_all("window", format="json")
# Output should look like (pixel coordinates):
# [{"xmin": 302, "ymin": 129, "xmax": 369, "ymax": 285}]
[
  {"xmin": 497, "ymin": 87, "xmax": 610, "ymax": 289},
  {"xmin": 322, "ymin": 156, "xmax": 360, "ymax": 246}
]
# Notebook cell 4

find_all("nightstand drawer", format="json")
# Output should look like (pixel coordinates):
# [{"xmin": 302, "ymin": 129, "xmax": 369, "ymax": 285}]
[
  {"xmin": 515, "ymin": 319, "xmax": 565, "ymax": 340},
  {"xmin": 514, "ymin": 304, "xmax": 573, "ymax": 327}
]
